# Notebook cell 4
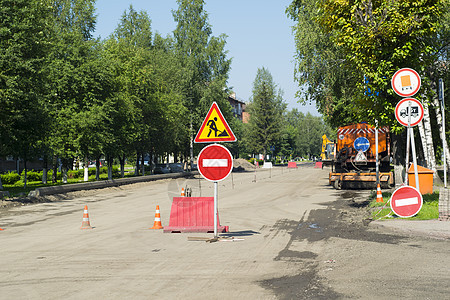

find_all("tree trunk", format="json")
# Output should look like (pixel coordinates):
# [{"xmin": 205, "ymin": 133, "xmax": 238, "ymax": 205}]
[
  {"xmin": 391, "ymin": 132, "xmax": 406, "ymax": 165},
  {"xmin": 52, "ymin": 155, "xmax": 57, "ymax": 183},
  {"xmin": 107, "ymin": 155, "xmax": 113, "ymax": 180},
  {"xmin": 417, "ymin": 122, "xmax": 430, "ymax": 167},
  {"xmin": 96, "ymin": 157, "xmax": 101, "ymax": 181},
  {"xmin": 431, "ymin": 93, "xmax": 450, "ymax": 169},
  {"xmin": 62, "ymin": 158, "xmax": 68, "ymax": 184},
  {"xmin": 119, "ymin": 154, "xmax": 125, "ymax": 178},
  {"xmin": 23, "ymin": 159, "xmax": 27, "ymax": 188},
  {"xmin": 135, "ymin": 152, "xmax": 140, "ymax": 176},
  {"xmin": 42, "ymin": 156, "xmax": 47, "ymax": 184},
  {"xmin": 141, "ymin": 154, "xmax": 145, "ymax": 176},
  {"xmin": 422, "ymin": 103, "xmax": 438, "ymax": 177},
  {"xmin": 84, "ymin": 157, "xmax": 89, "ymax": 182}
]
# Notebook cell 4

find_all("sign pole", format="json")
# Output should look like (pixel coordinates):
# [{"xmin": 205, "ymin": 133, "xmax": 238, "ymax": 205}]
[
  {"xmin": 410, "ymin": 127, "xmax": 420, "ymax": 193},
  {"xmin": 214, "ymin": 181, "xmax": 218, "ymax": 237},
  {"xmin": 440, "ymin": 78, "xmax": 446, "ymax": 188},
  {"xmin": 405, "ymin": 101, "xmax": 411, "ymax": 185},
  {"xmin": 375, "ymin": 120, "xmax": 380, "ymax": 186},
  {"xmin": 195, "ymin": 102, "xmax": 237, "ymax": 237}
]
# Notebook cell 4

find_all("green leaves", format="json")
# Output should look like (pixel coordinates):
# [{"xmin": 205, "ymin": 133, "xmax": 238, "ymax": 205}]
[
  {"xmin": 246, "ymin": 68, "xmax": 286, "ymax": 156},
  {"xmin": 289, "ymin": 0, "xmax": 448, "ymax": 130}
]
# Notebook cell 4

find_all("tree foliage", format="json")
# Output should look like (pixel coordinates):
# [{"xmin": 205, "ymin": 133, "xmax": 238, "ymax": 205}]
[
  {"xmin": 288, "ymin": 0, "xmax": 449, "ymax": 131},
  {"xmin": 246, "ymin": 68, "xmax": 287, "ymax": 157},
  {"xmin": 0, "ymin": 0, "xmax": 332, "ymax": 186}
]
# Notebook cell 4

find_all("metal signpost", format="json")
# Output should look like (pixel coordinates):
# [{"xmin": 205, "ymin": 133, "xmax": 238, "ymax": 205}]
[
  {"xmin": 391, "ymin": 68, "xmax": 423, "ymax": 216},
  {"xmin": 195, "ymin": 102, "xmax": 236, "ymax": 237},
  {"xmin": 439, "ymin": 78, "xmax": 446, "ymax": 188},
  {"xmin": 394, "ymin": 98, "xmax": 424, "ymax": 190},
  {"xmin": 197, "ymin": 144, "xmax": 233, "ymax": 237}
]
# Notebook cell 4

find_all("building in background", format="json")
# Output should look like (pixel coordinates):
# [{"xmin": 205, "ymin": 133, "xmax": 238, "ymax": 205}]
[{"xmin": 227, "ymin": 93, "xmax": 249, "ymax": 123}]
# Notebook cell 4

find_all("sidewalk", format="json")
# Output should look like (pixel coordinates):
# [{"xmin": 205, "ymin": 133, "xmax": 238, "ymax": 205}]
[{"xmin": 370, "ymin": 219, "xmax": 450, "ymax": 240}]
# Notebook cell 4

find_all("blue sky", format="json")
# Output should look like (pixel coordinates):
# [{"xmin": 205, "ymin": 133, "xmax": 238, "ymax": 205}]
[{"xmin": 93, "ymin": 0, "xmax": 319, "ymax": 116}]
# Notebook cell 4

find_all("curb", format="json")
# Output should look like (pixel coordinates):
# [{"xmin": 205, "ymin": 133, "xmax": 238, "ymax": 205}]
[
  {"xmin": 28, "ymin": 171, "xmax": 198, "ymax": 197},
  {"xmin": 370, "ymin": 219, "xmax": 450, "ymax": 240}
]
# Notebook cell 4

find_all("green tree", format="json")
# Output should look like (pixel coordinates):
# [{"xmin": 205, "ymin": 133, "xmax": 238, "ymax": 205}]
[
  {"xmin": 113, "ymin": 5, "xmax": 152, "ymax": 48},
  {"xmin": 287, "ymin": 0, "xmax": 362, "ymax": 128},
  {"xmin": 46, "ymin": 0, "xmax": 105, "ymax": 182},
  {"xmin": 106, "ymin": 6, "xmax": 188, "ymax": 174},
  {"xmin": 0, "ymin": 0, "xmax": 53, "ymax": 187},
  {"xmin": 315, "ymin": 0, "xmax": 448, "ymax": 130},
  {"xmin": 172, "ymin": 0, "xmax": 232, "ymax": 166},
  {"xmin": 247, "ymin": 67, "xmax": 286, "ymax": 159}
]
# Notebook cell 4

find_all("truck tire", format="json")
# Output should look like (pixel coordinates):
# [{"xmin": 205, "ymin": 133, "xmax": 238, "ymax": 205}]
[{"xmin": 334, "ymin": 179, "xmax": 342, "ymax": 190}]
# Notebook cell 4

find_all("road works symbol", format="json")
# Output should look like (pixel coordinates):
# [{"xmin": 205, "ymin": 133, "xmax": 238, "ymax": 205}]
[
  {"xmin": 198, "ymin": 144, "xmax": 233, "ymax": 182},
  {"xmin": 395, "ymin": 98, "xmax": 424, "ymax": 127},
  {"xmin": 391, "ymin": 68, "xmax": 421, "ymax": 97},
  {"xmin": 390, "ymin": 185, "xmax": 423, "ymax": 218},
  {"xmin": 194, "ymin": 102, "xmax": 237, "ymax": 143}
]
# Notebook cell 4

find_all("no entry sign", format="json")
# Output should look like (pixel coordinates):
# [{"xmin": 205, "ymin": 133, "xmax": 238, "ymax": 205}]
[
  {"xmin": 198, "ymin": 144, "xmax": 233, "ymax": 182},
  {"xmin": 390, "ymin": 185, "xmax": 423, "ymax": 218}
]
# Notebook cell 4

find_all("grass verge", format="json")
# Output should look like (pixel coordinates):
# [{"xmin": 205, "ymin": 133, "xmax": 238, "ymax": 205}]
[
  {"xmin": 369, "ymin": 190, "xmax": 439, "ymax": 220},
  {"xmin": 1, "ymin": 171, "xmax": 137, "ymax": 198}
]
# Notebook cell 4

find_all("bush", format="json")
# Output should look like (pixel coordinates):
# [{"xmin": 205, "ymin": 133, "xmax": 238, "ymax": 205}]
[
  {"xmin": 27, "ymin": 170, "xmax": 42, "ymax": 182},
  {"xmin": 20, "ymin": 169, "xmax": 42, "ymax": 182},
  {"xmin": 1, "ymin": 172, "xmax": 21, "ymax": 184}
]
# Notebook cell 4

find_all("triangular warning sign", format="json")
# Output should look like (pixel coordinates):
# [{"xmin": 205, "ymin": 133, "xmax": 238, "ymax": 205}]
[{"xmin": 194, "ymin": 102, "xmax": 237, "ymax": 143}]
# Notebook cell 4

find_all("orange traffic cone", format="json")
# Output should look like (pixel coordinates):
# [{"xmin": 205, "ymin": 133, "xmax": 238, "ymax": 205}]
[
  {"xmin": 0, "ymin": 228, "xmax": 3, "ymax": 231},
  {"xmin": 376, "ymin": 184, "xmax": 383, "ymax": 203},
  {"xmin": 150, "ymin": 205, "xmax": 163, "ymax": 229},
  {"xmin": 181, "ymin": 187, "xmax": 185, "ymax": 197},
  {"xmin": 81, "ymin": 205, "xmax": 93, "ymax": 229}
]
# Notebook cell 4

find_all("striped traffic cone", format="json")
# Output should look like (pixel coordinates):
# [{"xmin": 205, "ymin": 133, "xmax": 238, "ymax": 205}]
[
  {"xmin": 150, "ymin": 205, "xmax": 163, "ymax": 229},
  {"xmin": 181, "ymin": 187, "xmax": 185, "ymax": 197},
  {"xmin": 376, "ymin": 184, "xmax": 384, "ymax": 203},
  {"xmin": 81, "ymin": 205, "xmax": 93, "ymax": 229}
]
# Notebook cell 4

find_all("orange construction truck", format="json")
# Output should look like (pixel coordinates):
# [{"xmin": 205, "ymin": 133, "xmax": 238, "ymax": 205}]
[{"xmin": 329, "ymin": 123, "xmax": 394, "ymax": 189}]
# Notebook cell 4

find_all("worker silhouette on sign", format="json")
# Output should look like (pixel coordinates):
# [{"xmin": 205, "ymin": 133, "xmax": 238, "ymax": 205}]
[
  {"xmin": 207, "ymin": 117, "xmax": 230, "ymax": 138},
  {"xmin": 207, "ymin": 117, "xmax": 219, "ymax": 137}
]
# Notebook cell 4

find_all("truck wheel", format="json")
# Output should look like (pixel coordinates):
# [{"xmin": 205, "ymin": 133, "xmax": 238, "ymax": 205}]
[{"xmin": 334, "ymin": 179, "xmax": 342, "ymax": 190}]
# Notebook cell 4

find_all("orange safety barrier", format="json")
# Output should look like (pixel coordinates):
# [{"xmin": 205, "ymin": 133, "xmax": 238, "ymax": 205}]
[{"xmin": 287, "ymin": 161, "xmax": 298, "ymax": 168}]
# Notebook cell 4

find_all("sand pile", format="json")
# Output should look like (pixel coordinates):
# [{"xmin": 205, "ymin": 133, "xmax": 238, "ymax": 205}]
[{"xmin": 233, "ymin": 158, "xmax": 256, "ymax": 171}]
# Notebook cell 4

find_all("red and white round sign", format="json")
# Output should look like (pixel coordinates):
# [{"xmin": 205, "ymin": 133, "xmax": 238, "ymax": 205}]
[
  {"xmin": 390, "ymin": 185, "xmax": 423, "ymax": 218},
  {"xmin": 395, "ymin": 98, "xmax": 424, "ymax": 127},
  {"xmin": 198, "ymin": 144, "xmax": 233, "ymax": 182},
  {"xmin": 391, "ymin": 68, "xmax": 421, "ymax": 97}
]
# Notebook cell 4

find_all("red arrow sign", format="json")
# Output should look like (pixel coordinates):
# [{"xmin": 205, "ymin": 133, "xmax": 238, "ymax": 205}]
[
  {"xmin": 198, "ymin": 144, "xmax": 233, "ymax": 182},
  {"xmin": 390, "ymin": 185, "xmax": 423, "ymax": 218}
]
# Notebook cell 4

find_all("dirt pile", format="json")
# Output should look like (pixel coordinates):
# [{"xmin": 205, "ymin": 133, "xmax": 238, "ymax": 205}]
[{"xmin": 233, "ymin": 158, "xmax": 256, "ymax": 171}]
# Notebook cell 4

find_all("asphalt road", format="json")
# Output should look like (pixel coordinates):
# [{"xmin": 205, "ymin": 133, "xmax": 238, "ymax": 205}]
[{"xmin": 0, "ymin": 165, "xmax": 449, "ymax": 299}]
